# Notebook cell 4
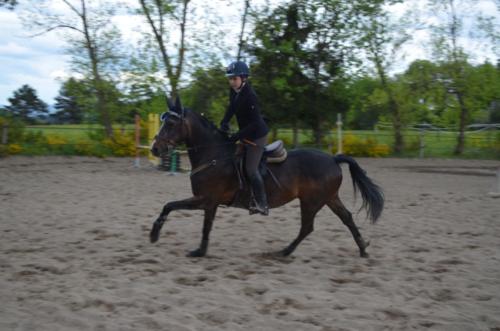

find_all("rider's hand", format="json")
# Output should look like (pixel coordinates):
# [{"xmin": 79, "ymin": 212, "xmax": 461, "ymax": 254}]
[
  {"xmin": 229, "ymin": 133, "xmax": 239, "ymax": 142},
  {"xmin": 220, "ymin": 122, "xmax": 230, "ymax": 133}
]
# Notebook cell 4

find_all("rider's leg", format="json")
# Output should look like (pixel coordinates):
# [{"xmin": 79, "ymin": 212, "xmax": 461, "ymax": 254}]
[{"xmin": 245, "ymin": 136, "xmax": 268, "ymax": 215}]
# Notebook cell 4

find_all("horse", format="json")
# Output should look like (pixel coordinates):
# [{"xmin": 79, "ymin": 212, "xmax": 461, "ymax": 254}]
[{"xmin": 150, "ymin": 96, "xmax": 384, "ymax": 258}]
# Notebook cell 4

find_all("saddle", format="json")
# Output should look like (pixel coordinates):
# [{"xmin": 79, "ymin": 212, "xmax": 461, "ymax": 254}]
[{"xmin": 264, "ymin": 140, "xmax": 287, "ymax": 163}]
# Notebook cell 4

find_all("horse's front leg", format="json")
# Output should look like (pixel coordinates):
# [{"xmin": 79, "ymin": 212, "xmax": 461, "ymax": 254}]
[
  {"xmin": 188, "ymin": 206, "xmax": 218, "ymax": 258},
  {"xmin": 150, "ymin": 196, "xmax": 206, "ymax": 243}
]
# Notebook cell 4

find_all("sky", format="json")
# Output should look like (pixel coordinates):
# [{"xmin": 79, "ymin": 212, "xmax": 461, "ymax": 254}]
[{"xmin": 0, "ymin": 0, "xmax": 498, "ymax": 108}]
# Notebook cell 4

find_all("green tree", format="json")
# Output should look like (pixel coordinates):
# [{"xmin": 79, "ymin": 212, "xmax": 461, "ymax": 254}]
[
  {"xmin": 398, "ymin": 60, "xmax": 446, "ymax": 125},
  {"xmin": 137, "ymin": 0, "xmax": 190, "ymax": 99},
  {"xmin": 24, "ymin": 0, "xmax": 124, "ymax": 137},
  {"xmin": 181, "ymin": 65, "xmax": 228, "ymax": 123},
  {"xmin": 354, "ymin": 0, "xmax": 408, "ymax": 153},
  {"xmin": 250, "ymin": 1, "xmax": 358, "ymax": 145},
  {"xmin": 465, "ymin": 62, "xmax": 500, "ymax": 124},
  {"xmin": 52, "ymin": 78, "xmax": 86, "ymax": 124},
  {"xmin": 249, "ymin": 3, "xmax": 311, "ymax": 144},
  {"xmin": 345, "ymin": 76, "xmax": 384, "ymax": 129},
  {"xmin": 424, "ymin": 0, "xmax": 498, "ymax": 154},
  {"xmin": 5, "ymin": 85, "xmax": 48, "ymax": 123}
]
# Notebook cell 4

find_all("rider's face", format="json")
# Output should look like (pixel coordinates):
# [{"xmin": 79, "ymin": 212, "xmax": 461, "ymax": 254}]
[{"xmin": 228, "ymin": 76, "xmax": 243, "ymax": 90}]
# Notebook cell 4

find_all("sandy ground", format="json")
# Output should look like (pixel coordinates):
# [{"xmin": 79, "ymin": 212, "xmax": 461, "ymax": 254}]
[{"xmin": 1, "ymin": 156, "xmax": 499, "ymax": 331}]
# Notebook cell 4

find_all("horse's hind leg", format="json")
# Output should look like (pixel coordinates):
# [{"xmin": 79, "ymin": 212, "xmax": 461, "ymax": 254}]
[
  {"xmin": 280, "ymin": 200, "xmax": 322, "ymax": 256},
  {"xmin": 327, "ymin": 197, "xmax": 370, "ymax": 258}
]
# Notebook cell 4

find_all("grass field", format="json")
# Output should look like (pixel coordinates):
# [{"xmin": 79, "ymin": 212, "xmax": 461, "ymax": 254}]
[{"xmin": 24, "ymin": 124, "xmax": 136, "ymax": 143}]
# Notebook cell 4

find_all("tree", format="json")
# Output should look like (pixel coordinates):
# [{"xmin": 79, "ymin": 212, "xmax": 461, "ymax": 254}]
[
  {"xmin": 137, "ymin": 0, "xmax": 190, "ymax": 99},
  {"xmin": 249, "ymin": 3, "xmax": 311, "ymax": 144},
  {"xmin": 398, "ymin": 60, "xmax": 446, "ymax": 125},
  {"xmin": 250, "ymin": 1, "xmax": 359, "ymax": 145},
  {"xmin": 5, "ymin": 85, "xmax": 48, "ymax": 123},
  {"xmin": 424, "ymin": 0, "xmax": 499, "ymax": 154},
  {"xmin": 0, "ymin": 0, "xmax": 17, "ymax": 9},
  {"xmin": 354, "ymin": 0, "xmax": 408, "ymax": 153},
  {"xmin": 236, "ymin": 0, "xmax": 250, "ymax": 61},
  {"xmin": 181, "ymin": 64, "xmax": 228, "ymax": 123},
  {"xmin": 24, "ymin": 0, "xmax": 124, "ymax": 137},
  {"xmin": 52, "ymin": 78, "xmax": 87, "ymax": 124},
  {"xmin": 345, "ymin": 76, "xmax": 384, "ymax": 129}
]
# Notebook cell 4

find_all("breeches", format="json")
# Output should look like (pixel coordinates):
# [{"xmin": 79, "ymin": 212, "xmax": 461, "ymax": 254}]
[{"xmin": 244, "ymin": 136, "xmax": 267, "ymax": 178}]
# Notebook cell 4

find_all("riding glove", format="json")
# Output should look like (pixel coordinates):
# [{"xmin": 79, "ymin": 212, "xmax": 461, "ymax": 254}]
[
  {"xmin": 220, "ymin": 122, "xmax": 230, "ymax": 133},
  {"xmin": 229, "ymin": 133, "xmax": 240, "ymax": 142}
]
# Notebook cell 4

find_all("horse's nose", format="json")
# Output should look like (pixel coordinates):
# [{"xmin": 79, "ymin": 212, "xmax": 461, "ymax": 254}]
[{"xmin": 151, "ymin": 145, "xmax": 159, "ymax": 157}]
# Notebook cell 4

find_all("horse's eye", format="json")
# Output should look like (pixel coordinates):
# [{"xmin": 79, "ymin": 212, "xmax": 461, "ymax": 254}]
[{"xmin": 160, "ymin": 112, "xmax": 168, "ymax": 121}]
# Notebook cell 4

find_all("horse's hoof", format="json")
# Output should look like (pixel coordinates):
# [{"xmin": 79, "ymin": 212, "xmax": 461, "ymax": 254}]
[
  {"xmin": 187, "ymin": 249, "xmax": 205, "ymax": 257},
  {"xmin": 150, "ymin": 230, "xmax": 159, "ymax": 243},
  {"xmin": 360, "ymin": 251, "xmax": 369, "ymax": 258},
  {"xmin": 279, "ymin": 248, "xmax": 293, "ymax": 257},
  {"xmin": 150, "ymin": 225, "xmax": 160, "ymax": 243}
]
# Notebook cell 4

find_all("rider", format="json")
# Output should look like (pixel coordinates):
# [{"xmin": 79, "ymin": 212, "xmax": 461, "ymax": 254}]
[{"xmin": 220, "ymin": 60, "xmax": 270, "ymax": 216}]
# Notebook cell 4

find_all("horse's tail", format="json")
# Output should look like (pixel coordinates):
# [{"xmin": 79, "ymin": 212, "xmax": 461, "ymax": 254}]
[{"xmin": 334, "ymin": 154, "xmax": 384, "ymax": 223}]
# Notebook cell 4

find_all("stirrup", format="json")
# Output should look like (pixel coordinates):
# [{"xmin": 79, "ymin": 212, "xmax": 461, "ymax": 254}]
[{"xmin": 249, "ymin": 204, "xmax": 269, "ymax": 216}]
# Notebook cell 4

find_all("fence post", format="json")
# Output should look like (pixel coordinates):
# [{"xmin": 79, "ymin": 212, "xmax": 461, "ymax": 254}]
[
  {"xmin": 419, "ymin": 129, "xmax": 425, "ymax": 158},
  {"xmin": 134, "ymin": 114, "xmax": 141, "ymax": 168},
  {"xmin": 336, "ymin": 113, "xmax": 343, "ymax": 155},
  {"xmin": 169, "ymin": 150, "xmax": 178, "ymax": 174},
  {"xmin": 1, "ymin": 123, "xmax": 8, "ymax": 145}
]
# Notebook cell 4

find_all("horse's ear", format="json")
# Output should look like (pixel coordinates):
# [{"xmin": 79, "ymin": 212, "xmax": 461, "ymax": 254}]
[
  {"xmin": 175, "ymin": 96, "xmax": 185, "ymax": 118},
  {"xmin": 166, "ymin": 96, "xmax": 174, "ymax": 112}
]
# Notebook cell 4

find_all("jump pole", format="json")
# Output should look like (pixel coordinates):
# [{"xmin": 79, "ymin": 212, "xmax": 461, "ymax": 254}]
[{"xmin": 489, "ymin": 167, "xmax": 500, "ymax": 198}]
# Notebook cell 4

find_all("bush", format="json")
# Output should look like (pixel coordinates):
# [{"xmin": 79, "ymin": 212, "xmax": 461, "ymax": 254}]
[
  {"xmin": 275, "ymin": 133, "xmax": 293, "ymax": 146},
  {"xmin": 336, "ymin": 134, "xmax": 391, "ymax": 157},
  {"xmin": 23, "ymin": 130, "xmax": 47, "ymax": 145},
  {"xmin": 102, "ymin": 133, "xmax": 136, "ymax": 156},
  {"xmin": 0, "ymin": 144, "xmax": 22, "ymax": 157},
  {"xmin": 0, "ymin": 116, "xmax": 25, "ymax": 143}
]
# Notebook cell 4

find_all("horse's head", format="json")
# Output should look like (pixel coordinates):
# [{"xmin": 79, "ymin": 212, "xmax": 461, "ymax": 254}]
[{"xmin": 151, "ymin": 96, "xmax": 187, "ymax": 157}]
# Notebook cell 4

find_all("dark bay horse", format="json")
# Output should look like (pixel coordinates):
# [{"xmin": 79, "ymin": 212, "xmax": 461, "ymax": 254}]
[{"xmin": 150, "ymin": 97, "xmax": 384, "ymax": 258}]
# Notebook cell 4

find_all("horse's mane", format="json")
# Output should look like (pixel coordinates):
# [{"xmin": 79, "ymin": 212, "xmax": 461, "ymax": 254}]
[{"xmin": 187, "ymin": 108, "xmax": 228, "ymax": 140}]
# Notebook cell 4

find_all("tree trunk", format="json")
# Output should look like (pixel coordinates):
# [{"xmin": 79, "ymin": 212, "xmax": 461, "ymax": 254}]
[
  {"xmin": 139, "ymin": 0, "xmax": 189, "ymax": 100},
  {"xmin": 389, "ymin": 97, "xmax": 404, "ymax": 154},
  {"xmin": 237, "ymin": 0, "xmax": 250, "ymax": 60},
  {"xmin": 81, "ymin": 0, "xmax": 113, "ymax": 137},
  {"xmin": 292, "ymin": 125, "xmax": 299, "ymax": 148},
  {"xmin": 374, "ymin": 55, "xmax": 403, "ymax": 154},
  {"xmin": 454, "ymin": 91, "xmax": 467, "ymax": 155}
]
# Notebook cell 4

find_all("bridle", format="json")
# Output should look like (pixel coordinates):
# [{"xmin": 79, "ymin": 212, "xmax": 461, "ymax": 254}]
[{"xmin": 155, "ymin": 111, "xmax": 236, "ymax": 177}]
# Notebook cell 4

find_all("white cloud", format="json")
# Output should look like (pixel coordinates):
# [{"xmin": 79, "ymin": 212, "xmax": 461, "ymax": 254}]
[
  {"xmin": 0, "ymin": 41, "xmax": 31, "ymax": 56},
  {"xmin": 0, "ymin": 7, "xmax": 69, "ymax": 105}
]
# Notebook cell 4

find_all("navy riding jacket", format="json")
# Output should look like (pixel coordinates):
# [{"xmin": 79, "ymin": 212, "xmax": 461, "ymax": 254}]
[{"xmin": 220, "ymin": 82, "xmax": 269, "ymax": 141}]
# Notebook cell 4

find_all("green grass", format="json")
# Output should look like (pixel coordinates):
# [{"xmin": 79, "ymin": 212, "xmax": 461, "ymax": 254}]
[{"xmin": 25, "ymin": 124, "xmax": 136, "ymax": 142}]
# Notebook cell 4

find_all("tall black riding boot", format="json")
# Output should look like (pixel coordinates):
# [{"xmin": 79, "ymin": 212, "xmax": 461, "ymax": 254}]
[{"xmin": 249, "ymin": 173, "xmax": 269, "ymax": 216}]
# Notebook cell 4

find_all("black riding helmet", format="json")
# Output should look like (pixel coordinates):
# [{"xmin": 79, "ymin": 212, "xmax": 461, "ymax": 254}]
[{"xmin": 226, "ymin": 61, "xmax": 250, "ymax": 78}]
